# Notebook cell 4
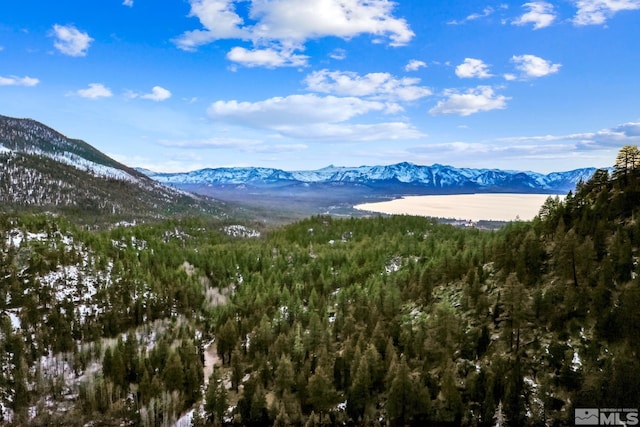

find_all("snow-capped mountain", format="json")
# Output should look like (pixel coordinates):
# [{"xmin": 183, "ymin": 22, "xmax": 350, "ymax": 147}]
[
  {"xmin": 142, "ymin": 161, "xmax": 601, "ymax": 194},
  {"xmin": 0, "ymin": 115, "xmax": 220, "ymax": 217}
]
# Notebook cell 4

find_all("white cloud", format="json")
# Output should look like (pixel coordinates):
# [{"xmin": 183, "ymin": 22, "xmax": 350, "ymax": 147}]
[
  {"xmin": 499, "ymin": 121, "xmax": 640, "ymax": 148},
  {"xmin": 0, "ymin": 75, "xmax": 40, "ymax": 87},
  {"xmin": 207, "ymin": 93, "xmax": 423, "ymax": 141},
  {"xmin": 247, "ymin": 0, "xmax": 413, "ymax": 46},
  {"xmin": 513, "ymin": 2, "xmax": 557, "ymax": 29},
  {"xmin": 127, "ymin": 86, "xmax": 173, "ymax": 101},
  {"xmin": 573, "ymin": 0, "xmax": 640, "ymax": 25},
  {"xmin": 429, "ymin": 86, "xmax": 509, "ymax": 116},
  {"xmin": 405, "ymin": 59, "xmax": 427, "ymax": 72},
  {"xmin": 287, "ymin": 122, "xmax": 423, "ymax": 141},
  {"xmin": 52, "ymin": 24, "xmax": 93, "ymax": 57},
  {"xmin": 173, "ymin": 0, "xmax": 249, "ymax": 51},
  {"xmin": 447, "ymin": 7, "xmax": 496, "ymax": 25},
  {"xmin": 455, "ymin": 58, "xmax": 493, "ymax": 79},
  {"xmin": 209, "ymin": 94, "xmax": 386, "ymax": 127},
  {"xmin": 123, "ymin": 0, "xmax": 134, "ymax": 6},
  {"xmin": 141, "ymin": 86, "xmax": 172, "ymax": 102},
  {"xmin": 76, "ymin": 83, "xmax": 113, "ymax": 99},
  {"xmin": 304, "ymin": 69, "xmax": 432, "ymax": 102},
  {"xmin": 511, "ymin": 54, "xmax": 561, "ymax": 78},
  {"xmin": 329, "ymin": 48, "xmax": 347, "ymax": 60},
  {"xmin": 175, "ymin": 0, "xmax": 414, "ymax": 67},
  {"xmin": 226, "ymin": 46, "xmax": 308, "ymax": 68}
]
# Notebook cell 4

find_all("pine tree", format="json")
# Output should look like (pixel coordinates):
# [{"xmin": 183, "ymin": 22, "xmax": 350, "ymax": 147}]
[
  {"xmin": 493, "ymin": 400, "xmax": 508, "ymax": 427},
  {"xmin": 386, "ymin": 355, "xmax": 416, "ymax": 426},
  {"xmin": 307, "ymin": 365, "xmax": 338, "ymax": 423},
  {"xmin": 204, "ymin": 369, "xmax": 227, "ymax": 426},
  {"xmin": 162, "ymin": 352, "xmax": 184, "ymax": 392},
  {"xmin": 614, "ymin": 145, "xmax": 640, "ymax": 183},
  {"xmin": 274, "ymin": 354, "xmax": 295, "ymax": 397}
]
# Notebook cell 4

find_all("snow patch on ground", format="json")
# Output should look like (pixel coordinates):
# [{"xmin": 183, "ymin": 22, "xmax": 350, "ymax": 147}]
[
  {"xmin": 4, "ymin": 228, "xmax": 111, "ymax": 324},
  {"xmin": 385, "ymin": 256, "xmax": 403, "ymax": 273},
  {"xmin": 39, "ymin": 262, "xmax": 107, "ymax": 322},
  {"xmin": 5, "ymin": 309, "xmax": 21, "ymax": 330},
  {"xmin": 571, "ymin": 350, "xmax": 582, "ymax": 371},
  {"xmin": 5, "ymin": 229, "xmax": 47, "ymax": 248},
  {"xmin": 223, "ymin": 225, "xmax": 261, "ymax": 238}
]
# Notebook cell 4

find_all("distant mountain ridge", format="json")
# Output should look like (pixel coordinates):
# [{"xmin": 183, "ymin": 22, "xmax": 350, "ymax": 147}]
[{"xmin": 140, "ymin": 162, "xmax": 603, "ymax": 194}]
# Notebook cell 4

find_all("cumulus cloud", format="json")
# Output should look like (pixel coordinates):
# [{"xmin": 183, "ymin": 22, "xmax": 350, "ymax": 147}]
[
  {"xmin": 455, "ymin": 58, "xmax": 493, "ymax": 79},
  {"xmin": 175, "ymin": 0, "xmax": 413, "ymax": 67},
  {"xmin": 573, "ymin": 0, "xmax": 640, "ymax": 25},
  {"xmin": 0, "ymin": 75, "xmax": 40, "ymax": 87},
  {"xmin": 511, "ymin": 54, "xmax": 561, "ymax": 78},
  {"xmin": 304, "ymin": 69, "xmax": 432, "ymax": 102},
  {"xmin": 123, "ymin": 0, "xmax": 134, "ymax": 6},
  {"xmin": 405, "ymin": 59, "xmax": 427, "ymax": 72},
  {"xmin": 429, "ymin": 86, "xmax": 509, "ymax": 116},
  {"xmin": 226, "ymin": 46, "xmax": 308, "ymax": 68},
  {"xmin": 173, "ymin": 0, "xmax": 249, "ymax": 51},
  {"xmin": 513, "ymin": 2, "xmax": 557, "ymax": 29},
  {"xmin": 127, "ymin": 86, "xmax": 173, "ymax": 101},
  {"xmin": 141, "ymin": 86, "xmax": 172, "ymax": 101},
  {"xmin": 52, "ymin": 24, "xmax": 93, "ymax": 57},
  {"xmin": 207, "ymin": 93, "xmax": 423, "ymax": 141},
  {"xmin": 76, "ymin": 83, "xmax": 113, "ymax": 99},
  {"xmin": 209, "ymin": 94, "xmax": 386, "ymax": 127},
  {"xmin": 247, "ymin": 0, "xmax": 413, "ymax": 45}
]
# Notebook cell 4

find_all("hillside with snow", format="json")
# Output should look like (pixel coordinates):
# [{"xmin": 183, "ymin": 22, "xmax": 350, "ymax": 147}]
[{"xmin": 0, "ymin": 115, "xmax": 223, "ymax": 219}]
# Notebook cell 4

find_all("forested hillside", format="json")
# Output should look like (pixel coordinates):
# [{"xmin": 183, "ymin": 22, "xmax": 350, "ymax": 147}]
[
  {"xmin": 0, "ymin": 115, "xmax": 225, "ymax": 221},
  {"xmin": 1, "ymin": 147, "xmax": 639, "ymax": 426}
]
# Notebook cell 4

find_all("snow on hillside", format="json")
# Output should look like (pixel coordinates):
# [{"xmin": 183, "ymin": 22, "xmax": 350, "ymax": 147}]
[
  {"xmin": 3, "ymin": 227, "xmax": 112, "ymax": 326},
  {"xmin": 0, "ymin": 116, "xmax": 138, "ymax": 182},
  {"xmin": 49, "ymin": 151, "xmax": 138, "ymax": 182}
]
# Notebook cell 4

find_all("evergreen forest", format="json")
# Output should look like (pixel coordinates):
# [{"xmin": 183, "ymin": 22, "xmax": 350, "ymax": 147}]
[{"xmin": 1, "ymin": 146, "xmax": 640, "ymax": 426}]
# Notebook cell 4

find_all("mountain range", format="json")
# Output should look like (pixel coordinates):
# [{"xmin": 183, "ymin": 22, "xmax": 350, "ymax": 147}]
[{"xmin": 140, "ymin": 162, "xmax": 600, "ymax": 195}]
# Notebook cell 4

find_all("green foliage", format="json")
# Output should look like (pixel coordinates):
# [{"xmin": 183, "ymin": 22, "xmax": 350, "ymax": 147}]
[{"xmin": 2, "ymin": 146, "xmax": 640, "ymax": 425}]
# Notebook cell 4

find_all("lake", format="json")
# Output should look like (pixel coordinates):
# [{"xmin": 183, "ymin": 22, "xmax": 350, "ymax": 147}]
[{"xmin": 354, "ymin": 193, "xmax": 564, "ymax": 222}]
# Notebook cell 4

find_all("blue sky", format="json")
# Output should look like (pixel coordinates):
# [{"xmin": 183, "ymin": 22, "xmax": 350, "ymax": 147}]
[{"xmin": 1, "ymin": 0, "xmax": 639, "ymax": 173}]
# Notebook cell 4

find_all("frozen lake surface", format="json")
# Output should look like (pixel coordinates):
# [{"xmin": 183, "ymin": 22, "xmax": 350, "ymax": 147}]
[{"xmin": 354, "ymin": 193, "xmax": 563, "ymax": 222}]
